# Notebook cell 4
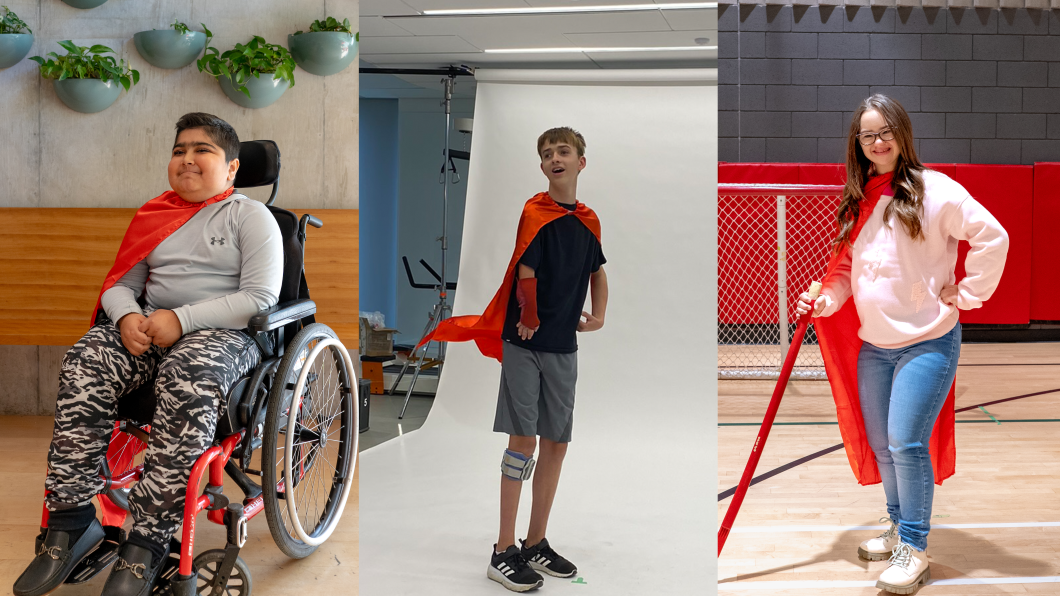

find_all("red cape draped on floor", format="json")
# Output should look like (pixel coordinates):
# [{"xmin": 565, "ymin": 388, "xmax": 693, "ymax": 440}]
[
  {"xmin": 89, "ymin": 188, "xmax": 235, "ymax": 326},
  {"xmin": 813, "ymin": 172, "xmax": 956, "ymax": 486},
  {"xmin": 419, "ymin": 192, "xmax": 602, "ymax": 362}
]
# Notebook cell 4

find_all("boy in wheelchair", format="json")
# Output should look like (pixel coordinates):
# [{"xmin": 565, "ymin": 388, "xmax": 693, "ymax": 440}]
[{"xmin": 14, "ymin": 112, "xmax": 283, "ymax": 596}]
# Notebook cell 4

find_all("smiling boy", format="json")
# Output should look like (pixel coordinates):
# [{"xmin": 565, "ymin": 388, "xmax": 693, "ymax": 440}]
[
  {"xmin": 489, "ymin": 128, "xmax": 607, "ymax": 592},
  {"xmin": 415, "ymin": 126, "xmax": 607, "ymax": 592},
  {"xmin": 13, "ymin": 112, "xmax": 281, "ymax": 596}
]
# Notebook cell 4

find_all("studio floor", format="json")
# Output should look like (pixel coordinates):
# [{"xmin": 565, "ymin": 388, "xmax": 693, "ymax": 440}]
[
  {"xmin": 358, "ymin": 390, "xmax": 434, "ymax": 452},
  {"xmin": 718, "ymin": 342, "xmax": 1060, "ymax": 595},
  {"xmin": 0, "ymin": 415, "xmax": 359, "ymax": 596}
]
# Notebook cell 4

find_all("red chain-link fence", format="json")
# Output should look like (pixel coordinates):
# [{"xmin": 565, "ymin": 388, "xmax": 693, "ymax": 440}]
[{"xmin": 719, "ymin": 184, "xmax": 844, "ymax": 380}]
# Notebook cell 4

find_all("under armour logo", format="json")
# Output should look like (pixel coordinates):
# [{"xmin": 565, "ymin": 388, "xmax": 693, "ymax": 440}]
[
  {"xmin": 911, "ymin": 281, "xmax": 927, "ymax": 313},
  {"xmin": 211, "ymin": 237, "xmax": 225, "ymax": 246}
]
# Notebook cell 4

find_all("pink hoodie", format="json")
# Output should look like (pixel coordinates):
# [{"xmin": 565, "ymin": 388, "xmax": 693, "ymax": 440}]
[{"xmin": 819, "ymin": 170, "xmax": 1009, "ymax": 349}]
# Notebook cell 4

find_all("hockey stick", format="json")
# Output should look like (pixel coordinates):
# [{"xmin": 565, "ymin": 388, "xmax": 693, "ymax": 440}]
[{"xmin": 718, "ymin": 281, "xmax": 822, "ymax": 556}]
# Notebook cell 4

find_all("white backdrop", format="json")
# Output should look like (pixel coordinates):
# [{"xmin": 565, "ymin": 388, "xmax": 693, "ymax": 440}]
[{"xmin": 361, "ymin": 68, "xmax": 718, "ymax": 595}]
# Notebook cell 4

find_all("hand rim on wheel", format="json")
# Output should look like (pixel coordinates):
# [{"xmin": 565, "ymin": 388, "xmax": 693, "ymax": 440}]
[{"xmin": 283, "ymin": 337, "xmax": 358, "ymax": 546}]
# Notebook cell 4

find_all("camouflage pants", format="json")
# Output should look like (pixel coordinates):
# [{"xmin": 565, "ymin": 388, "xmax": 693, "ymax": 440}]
[{"xmin": 45, "ymin": 312, "xmax": 260, "ymax": 546}]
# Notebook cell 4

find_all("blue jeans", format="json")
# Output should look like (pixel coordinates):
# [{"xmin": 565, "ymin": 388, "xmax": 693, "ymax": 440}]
[{"xmin": 857, "ymin": 322, "xmax": 961, "ymax": 552}]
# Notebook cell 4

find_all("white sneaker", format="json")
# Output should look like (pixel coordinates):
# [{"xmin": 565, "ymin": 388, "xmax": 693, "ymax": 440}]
[
  {"xmin": 858, "ymin": 517, "xmax": 899, "ymax": 561},
  {"xmin": 875, "ymin": 543, "xmax": 930, "ymax": 595}
]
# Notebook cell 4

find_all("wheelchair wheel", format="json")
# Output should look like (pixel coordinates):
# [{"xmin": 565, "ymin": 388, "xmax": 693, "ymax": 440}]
[
  {"xmin": 262, "ymin": 323, "xmax": 357, "ymax": 559},
  {"xmin": 193, "ymin": 549, "xmax": 252, "ymax": 596}
]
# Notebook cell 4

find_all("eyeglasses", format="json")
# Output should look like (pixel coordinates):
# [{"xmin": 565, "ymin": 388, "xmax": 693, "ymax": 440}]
[{"xmin": 857, "ymin": 128, "xmax": 895, "ymax": 146}]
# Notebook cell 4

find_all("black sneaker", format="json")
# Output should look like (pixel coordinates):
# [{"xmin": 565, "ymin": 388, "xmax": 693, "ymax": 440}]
[
  {"xmin": 520, "ymin": 538, "xmax": 578, "ymax": 578},
  {"xmin": 488, "ymin": 544, "xmax": 544, "ymax": 592}
]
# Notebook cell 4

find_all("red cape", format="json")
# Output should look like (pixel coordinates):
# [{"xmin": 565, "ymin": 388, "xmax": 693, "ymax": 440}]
[
  {"xmin": 420, "ymin": 192, "xmax": 602, "ymax": 362},
  {"xmin": 89, "ymin": 188, "xmax": 235, "ymax": 326},
  {"xmin": 813, "ymin": 173, "xmax": 957, "ymax": 486}
]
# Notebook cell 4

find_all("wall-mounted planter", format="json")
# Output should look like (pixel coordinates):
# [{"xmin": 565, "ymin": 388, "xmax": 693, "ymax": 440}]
[
  {"xmin": 60, "ymin": 0, "xmax": 108, "ymax": 8},
  {"xmin": 0, "ymin": 33, "xmax": 33, "ymax": 68},
  {"xmin": 53, "ymin": 78, "xmax": 120, "ymax": 113},
  {"xmin": 134, "ymin": 30, "xmax": 206, "ymax": 69},
  {"xmin": 288, "ymin": 32, "xmax": 357, "ymax": 76},
  {"xmin": 219, "ymin": 74, "xmax": 289, "ymax": 109}
]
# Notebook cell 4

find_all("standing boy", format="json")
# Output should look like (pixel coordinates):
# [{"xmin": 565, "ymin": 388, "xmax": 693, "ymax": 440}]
[
  {"xmin": 422, "ymin": 126, "xmax": 608, "ymax": 592},
  {"xmin": 489, "ymin": 126, "xmax": 607, "ymax": 592}
]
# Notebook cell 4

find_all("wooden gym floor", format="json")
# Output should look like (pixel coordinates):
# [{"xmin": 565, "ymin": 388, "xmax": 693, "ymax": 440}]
[
  {"xmin": 0, "ymin": 416, "xmax": 358, "ymax": 595},
  {"xmin": 719, "ymin": 342, "xmax": 1060, "ymax": 595}
]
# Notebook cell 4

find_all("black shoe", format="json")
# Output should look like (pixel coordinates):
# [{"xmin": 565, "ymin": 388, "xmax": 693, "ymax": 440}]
[
  {"xmin": 13, "ymin": 518, "xmax": 106, "ymax": 596},
  {"xmin": 520, "ymin": 538, "xmax": 578, "ymax": 578},
  {"xmin": 488, "ymin": 544, "xmax": 544, "ymax": 592},
  {"xmin": 100, "ymin": 541, "xmax": 170, "ymax": 596}
]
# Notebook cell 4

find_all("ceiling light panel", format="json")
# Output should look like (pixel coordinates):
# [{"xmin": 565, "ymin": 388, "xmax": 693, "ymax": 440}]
[
  {"xmin": 419, "ymin": 2, "xmax": 716, "ymax": 15},
  {"xmin": 380, "ymin": 12, "xmax": 671, "ymax": 37}
]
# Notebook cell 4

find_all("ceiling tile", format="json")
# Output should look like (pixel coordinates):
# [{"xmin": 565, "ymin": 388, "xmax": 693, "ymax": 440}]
[
  {"xmin": 364, "ymin": 35, "xmax": 483, "ymax": 53},
  {"xmin": 363, "ymin": 52, "xmax": 598, "ymax": 67},
  {"xmin": 400, "ymin": 0, "xmax": 533, "ymax": 11},
  {"xmin": 361, "ymin": 16, "xmax": 417, "ymax": 37},
  {"xmin": 564, "ymin": 29, "xmax": 715, "ymax": 46},
  {"xmin": 361, "ymin": 0, "xmax": 419, "ymax": 17},
  {"xmin": 662, "ymin": 8, "xmax": 717, "ymax": 30},
  {"xmin": 381, "ymin": 11, "xmax": 671, "ymax": 37}
]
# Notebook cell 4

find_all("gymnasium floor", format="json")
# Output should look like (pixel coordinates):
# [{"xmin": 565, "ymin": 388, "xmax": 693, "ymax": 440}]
[
  {"xmin": 718, "ymin": 343, "xmax": 1060, "ymax": 595},
  {"xmin": 0, "ymin": 415, "xmax": 358, "ymax": 595}
]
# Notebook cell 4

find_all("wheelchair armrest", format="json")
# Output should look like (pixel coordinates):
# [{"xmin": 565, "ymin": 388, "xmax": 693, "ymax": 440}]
[{"xmin": 248, "ymin": 299, "xmax": 317, "ymax": 334}]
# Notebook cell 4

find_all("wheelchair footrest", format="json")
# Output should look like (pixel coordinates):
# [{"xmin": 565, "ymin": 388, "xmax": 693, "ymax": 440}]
[{"xmin": 65, "ymin": 525, "xmax": 124, "ymax": 585}]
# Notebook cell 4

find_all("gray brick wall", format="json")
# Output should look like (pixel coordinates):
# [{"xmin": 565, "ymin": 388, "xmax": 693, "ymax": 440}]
[{"xmin": 720, "ymin": 5, "xmax": 1060, "ymax": 165}]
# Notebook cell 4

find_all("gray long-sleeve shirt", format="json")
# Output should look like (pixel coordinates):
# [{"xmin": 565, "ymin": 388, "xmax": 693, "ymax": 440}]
[{"xmin": 101, "ymin": 194, "xmax": 283, "ymax": 333}]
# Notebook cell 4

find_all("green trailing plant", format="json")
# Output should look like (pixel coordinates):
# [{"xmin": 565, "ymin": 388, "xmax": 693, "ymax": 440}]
[
  {"xmin": 197, "ymin": 35, "xmax": 296, "ymax": 98},
  {"xmin": 1, "ymin": 5, "xmax": 31, "ymax": 34},
  {"xmin": 30, "ymin": 41, "xmax": 139, "ymax": 90},
  {"xmin": 170, "ymin": 19, "xmax": 212, "ymax": 42},
  {"xmin": 294, "ymin": 17, "xmax": 357, "ymax": 39}
]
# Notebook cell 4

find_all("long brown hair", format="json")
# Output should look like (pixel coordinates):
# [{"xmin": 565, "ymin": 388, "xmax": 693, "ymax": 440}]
[{"xmin": 833, "ymin": 94, "xmax": 926, "ymax": 250}]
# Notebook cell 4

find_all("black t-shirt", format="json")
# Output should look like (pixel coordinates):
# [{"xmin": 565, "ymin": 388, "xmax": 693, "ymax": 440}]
[{"xmin": 501, "ymin": 201, "xmax": 606, "ymax": 353}]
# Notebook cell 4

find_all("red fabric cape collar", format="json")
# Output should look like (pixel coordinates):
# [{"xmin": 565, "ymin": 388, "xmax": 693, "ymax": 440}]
[
  {"xmin": 89, "ymin": 188, "xmax": 236, "ymax": 326},
  {"xmin": 813, "ymin": 171, "xmax": 957, "ymax": 486},
  {"xmin": 420, "ymin": 192, "xmax": 602, "ymax": 362}
]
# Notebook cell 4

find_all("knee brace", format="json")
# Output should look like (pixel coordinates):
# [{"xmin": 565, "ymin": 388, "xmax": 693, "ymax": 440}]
[{"xmin": 501, "ymin": 449, "xmax": 535, "ymax": 481}]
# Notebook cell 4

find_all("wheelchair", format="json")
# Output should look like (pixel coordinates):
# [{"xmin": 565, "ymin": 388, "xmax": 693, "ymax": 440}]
[{"xmin": 36, "ymin": 140, "xmax": 359, "ymax": 596}]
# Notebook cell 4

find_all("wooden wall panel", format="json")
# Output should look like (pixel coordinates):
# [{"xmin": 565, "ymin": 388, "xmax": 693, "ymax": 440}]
[{"xmin": 0, "ymin": 208, "xmax": 358, "ymax": 348}]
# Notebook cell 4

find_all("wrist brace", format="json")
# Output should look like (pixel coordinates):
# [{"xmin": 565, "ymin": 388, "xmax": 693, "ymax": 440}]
[{"xmin": 516, "ymin": 277, "xmax": 540, "ymax": 329}]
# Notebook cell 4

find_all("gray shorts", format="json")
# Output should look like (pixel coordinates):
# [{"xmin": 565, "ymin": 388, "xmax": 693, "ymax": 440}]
[{"xmin": 494, "ymin": 341, "xmax": 578, "ymax": 443}]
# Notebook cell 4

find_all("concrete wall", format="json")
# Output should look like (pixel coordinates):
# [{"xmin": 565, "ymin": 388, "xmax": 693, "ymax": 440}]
[
  {"xmin": 394, "ymin": 97, "xmax": 474, "ymax": 348},
  {"xmin": 0, "ymin": 0, "xmax": 359, "ymax": 415},
  {"xmin": 359, "ymin": 98, "xmax": 399, "ymax": 327},
  {"xmin": 0, "ymin": 0, "xmax": 359, "ymax": 209},
  {"xmin": 719, "ymin": 5, "xmax": 1060, "ymax": 164}
]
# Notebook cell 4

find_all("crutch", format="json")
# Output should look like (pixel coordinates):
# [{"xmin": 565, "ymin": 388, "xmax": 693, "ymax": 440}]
[{"xmin": 718, "ymin": 281, "xmax": 822, "ymax": 556}]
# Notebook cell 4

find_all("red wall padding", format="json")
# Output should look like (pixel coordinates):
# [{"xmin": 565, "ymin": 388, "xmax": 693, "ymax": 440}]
[
  {"xmin": 719, "ymin": 163, "xmax": 800, "ymax": 184},
  {"xmin": 952, "ymin": 165, "xmax": 1032, "ymax": 325},
  {"xmin": 798, "ymin": 163, "xmax": 846, "ymax": 185},
  {"xmin": 1031, "ymin": 163, "xmax": 1060, "ymax": 320},
  {"xmin": 720, "ymin": 163, "xmax": 1037, "ymax": 325}
]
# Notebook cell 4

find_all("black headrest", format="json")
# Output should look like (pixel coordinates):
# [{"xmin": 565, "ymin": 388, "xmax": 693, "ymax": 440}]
[{"xmin": 234, "ymin": 140, "xmax": 281, "ymax": 188}]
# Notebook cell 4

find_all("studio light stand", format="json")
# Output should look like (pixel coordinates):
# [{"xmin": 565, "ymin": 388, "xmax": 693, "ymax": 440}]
[{"xmin": 361, "ymin": 65, "xmax": 473, "ymax": 418}]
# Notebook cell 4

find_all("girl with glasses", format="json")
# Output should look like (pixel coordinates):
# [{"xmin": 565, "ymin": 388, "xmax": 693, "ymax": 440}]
[{"xmin": 796, "ymin": 94, "xmax": 1009, "ymax": 594}]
